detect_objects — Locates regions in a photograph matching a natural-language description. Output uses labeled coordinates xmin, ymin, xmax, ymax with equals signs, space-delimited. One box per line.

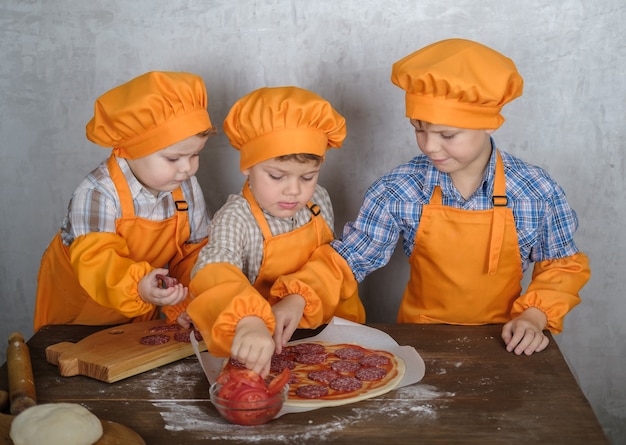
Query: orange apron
xmin=243 ymin=182 xmax=364 ymax=322
xmin=34 ymin=155 xmax=190 ymax=330
xmin=398 ymin=150 xmax=523 ymax=324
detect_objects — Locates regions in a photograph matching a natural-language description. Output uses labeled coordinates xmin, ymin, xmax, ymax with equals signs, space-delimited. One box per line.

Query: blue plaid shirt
xmin=332 ymin=141 xmax=581 ymax=282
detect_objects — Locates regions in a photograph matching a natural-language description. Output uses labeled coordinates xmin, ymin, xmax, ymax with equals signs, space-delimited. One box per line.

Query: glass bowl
xmin=209 ymin=381 xmax=288 ymax=426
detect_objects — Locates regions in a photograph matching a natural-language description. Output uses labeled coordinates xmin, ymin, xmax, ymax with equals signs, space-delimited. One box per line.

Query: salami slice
xmin=359 ymin=355 xmax=391 ymax=367
xmin=334 ymin=347 xmax=365 ymax=360
xmin=288 ymin=375 xmax=301 ymax=384
xmin=270 ymin=357 xmax=296 ymax=373
xmin=149 ymin=324 xmax=181 ymax=333
xmin=295 ymin=352 xmax=328 ymax=365
xmin=173 ymin=329 xmax=203 ymax=343
xmin=139 ymin=334 xmax=170 ymax=346
xmin=274 ymin=351 xmax=294 ymax=361
xmin=193 ymin=329 xmax=203 ymax=341
xmin=228 ymin=358 xmax=247 ymax=369
xmin=290 ymin=342 xmax=326 ymax=355
xmin=330 ymin=360 xmax=362 ymax=373
xmin=173 ymin=331 xmax=191 ymax=343
xmin=329 ymin=376 xmax=362 ymax=392
xmin=156 ymin=274 xmax=178 ymax=289
xmin=355 ymin=366 xmax=387 ymax=381
xmin=308 ymin=369 xmax=340 ymax=384
xmin=295 ymin=384 xmax=329 ymax=399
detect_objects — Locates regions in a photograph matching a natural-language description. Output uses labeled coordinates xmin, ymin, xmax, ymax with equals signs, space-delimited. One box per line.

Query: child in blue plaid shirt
xmin=270 ymin=38 xmax=590 ymax=356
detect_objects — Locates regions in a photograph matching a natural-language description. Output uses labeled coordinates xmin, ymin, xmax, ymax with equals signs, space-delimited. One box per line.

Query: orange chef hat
xmin=391 ymin=38 xmax=523 ymax=129
xmin=223 ymin=86 xmax=346 ymax=171
xmin=86 ymin=71 xmax=214 ymax=159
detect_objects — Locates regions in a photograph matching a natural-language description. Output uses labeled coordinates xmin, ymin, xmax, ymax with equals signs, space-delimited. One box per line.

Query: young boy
xmin=271 ymin=39 xmax=591 ymax=356
xmin=186 ymin=86 xmax=365 ymax=376
xmin=34 ymin=71 xmax=215 ymax=332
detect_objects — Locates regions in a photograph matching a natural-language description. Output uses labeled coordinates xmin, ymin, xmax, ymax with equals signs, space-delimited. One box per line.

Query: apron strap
xmin=429 ymin=150 xmax=507 ymax=275
xmin=243 ymin=180 xmax=274 ymax=240
xmin=488 ymin=150 xmax=507 ymax=275
xmin=171 ymin=187 xmax=188 ymax=257
xmin=107 ymin=156 xmax=135 ymax=218
xmin=107 ymin=155 xmax=188 ymax=257
xmin=430 ymin=186 xmax=443 ymax=205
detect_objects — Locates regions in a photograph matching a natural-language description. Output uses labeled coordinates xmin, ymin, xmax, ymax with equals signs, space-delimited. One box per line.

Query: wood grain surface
xmin=0 ymin=323 xmax=608 ymax=445
xmin=45 ymin=320 xmax=206 ymax=383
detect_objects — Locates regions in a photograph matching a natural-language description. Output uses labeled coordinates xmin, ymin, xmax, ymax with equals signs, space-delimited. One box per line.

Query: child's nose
xmin=284 ymin=179 xmax=301 ymax=195
xmin=179 ymin=158 xmax=192 ymax=173
xmin=421 ymin=135 xmax=440 ymax=154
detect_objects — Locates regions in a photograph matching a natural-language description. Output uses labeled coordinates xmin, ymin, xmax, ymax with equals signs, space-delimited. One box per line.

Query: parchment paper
xmin=191 ymin=317 xmax=425 ymax=416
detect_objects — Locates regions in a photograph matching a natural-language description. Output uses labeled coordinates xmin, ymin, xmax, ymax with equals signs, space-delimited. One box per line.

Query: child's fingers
xmin=158 ymin=285 xmax=187 ymax=305
xmin=523 ymin=331 xmax=549 ymax=355
xmin=258 ymin=359 xmax=271 ymax=378
xmin=502 ymin=325 xmax=521 ymax=351
xmin=272 ymin=323 xmax=285 ymax=354
xmin=281 ymin=321 xmax=296 ymax=346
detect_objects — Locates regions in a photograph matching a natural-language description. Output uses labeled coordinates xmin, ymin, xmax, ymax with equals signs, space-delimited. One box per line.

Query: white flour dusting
xmin=144 ymin=361 xmax=197 ymax=395
xmin=154 ymin=383 xmax=453 ymax=443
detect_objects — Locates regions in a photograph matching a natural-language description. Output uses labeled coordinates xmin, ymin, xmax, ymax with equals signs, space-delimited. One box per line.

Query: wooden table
xmin=1 ymin=324 xmax=607 ymax=444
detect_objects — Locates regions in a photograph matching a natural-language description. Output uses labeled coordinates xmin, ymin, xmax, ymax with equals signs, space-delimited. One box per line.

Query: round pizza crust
xmin=9 ymin=402 xmax=104 ymax=445
xmin=281 ymin=340 xmax=406 ymax=408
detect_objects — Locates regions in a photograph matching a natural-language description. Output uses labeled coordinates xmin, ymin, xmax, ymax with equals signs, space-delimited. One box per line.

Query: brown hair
xmin=275 ymin=153 xmax=323 ymax=165
xmin=197 ymin=127 xmax=218 ymax=137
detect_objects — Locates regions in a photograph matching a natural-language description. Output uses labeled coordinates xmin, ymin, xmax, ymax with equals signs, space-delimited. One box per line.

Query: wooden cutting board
xmin=45 ymin=320 xmax=206 ymax=383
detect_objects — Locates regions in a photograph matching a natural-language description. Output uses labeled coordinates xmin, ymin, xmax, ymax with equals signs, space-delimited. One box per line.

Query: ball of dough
xmin=10 ymin=403 xmax=103 ymax=445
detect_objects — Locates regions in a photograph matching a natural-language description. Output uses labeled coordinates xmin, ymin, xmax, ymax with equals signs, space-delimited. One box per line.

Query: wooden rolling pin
xmin=0 ymin=389 xmax=8 ymax=412
xmin=7 ymin=332 xmax=37 ymax=414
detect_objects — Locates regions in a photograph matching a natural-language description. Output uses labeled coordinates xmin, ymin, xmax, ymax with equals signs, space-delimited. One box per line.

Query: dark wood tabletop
xmin=1 ymin=323 xmax=607 ymax=445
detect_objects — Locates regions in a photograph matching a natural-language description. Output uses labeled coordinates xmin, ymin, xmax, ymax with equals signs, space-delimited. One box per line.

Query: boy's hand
xmin=501 ymin=307 xmax=549 ymax=355
xmin=138 ymin=268 xmax=188 ymax=307
xmin=271 ymin=294 xmax=306 ymax=355
xmin=232 ymin=316 xmax=275 ymax=377
xmin=176 ymin=311 xmax=193 ymax=329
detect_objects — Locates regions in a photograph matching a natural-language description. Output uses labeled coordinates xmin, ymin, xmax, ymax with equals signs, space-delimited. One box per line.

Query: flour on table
xmin=144 ymin=362 xmax=196 ymax=395
xmin=154 ymin=383 xmax=453 ymax=443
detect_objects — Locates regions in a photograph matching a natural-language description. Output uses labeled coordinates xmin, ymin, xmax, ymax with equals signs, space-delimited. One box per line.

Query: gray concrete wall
xmin=1 ymin=1 xmax=624 ymax=442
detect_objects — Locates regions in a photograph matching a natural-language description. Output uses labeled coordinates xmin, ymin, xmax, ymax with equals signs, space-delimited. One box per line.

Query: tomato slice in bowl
xmin=229 ymin=368 xmax=267 ymax=390
xmin=267 ymin=368 xmax=290 ymax=395
xmin=229 ymin=386 xmax=270 ymax=406
xmin=211 ymin=366 xmax=288 ymax=425
xmin=212 ymin=383 xmax=284 ymax=425
xmin=215 ymin=374 xmax=245 ymax=400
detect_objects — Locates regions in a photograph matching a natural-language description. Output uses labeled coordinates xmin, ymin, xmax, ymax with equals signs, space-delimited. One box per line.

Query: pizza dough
xmin=225 ymin=340 xmax=406 ymax=409
xmin=9 ymin=403 xmax=103 ymax=445
xmin=283 ymin=341 xmax=406 ymax=408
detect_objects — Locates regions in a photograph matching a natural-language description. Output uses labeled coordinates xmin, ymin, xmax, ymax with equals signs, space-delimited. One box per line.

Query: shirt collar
xmin=482 ymin=138 xmax=497 ymax=196
xmin=116 ymin=157 xmax=171 ymax=203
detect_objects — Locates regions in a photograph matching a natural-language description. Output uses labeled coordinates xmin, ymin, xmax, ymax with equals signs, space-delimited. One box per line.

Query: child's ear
xmin=485 ymin=129 xmax=496 ymax=135
xmin=241 ymin=168 xmax=250 ymax=177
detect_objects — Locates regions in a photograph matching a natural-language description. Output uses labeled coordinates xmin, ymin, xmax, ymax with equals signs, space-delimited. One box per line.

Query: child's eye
xmin=441 ymin=134 xmax=455 ymax=140
xmin=301 ymin=176 xmax=315 ymax=182
xmin=269 ymin=174 xmax=283 ymax=180
xmin=166 ymin=157 xmax=179 ymax=162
